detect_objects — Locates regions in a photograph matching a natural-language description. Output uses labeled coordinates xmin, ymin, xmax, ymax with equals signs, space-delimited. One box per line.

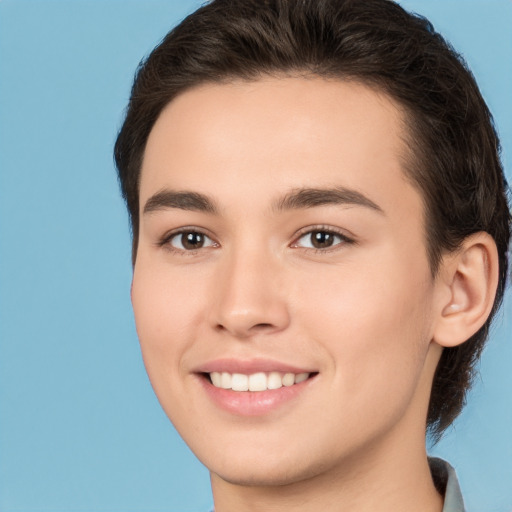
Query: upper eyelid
xmin=292 ymin=225 xmax=355 ymax=242
xmin=158 ymin=229 xmax=218 ymax=257
xmin=289 ymin=228 xmax=356 ymax=254
xmin=157 ymin=224 xmax=354 ymax=249
xmin=160 ymin=226 xmax=216 ymax=243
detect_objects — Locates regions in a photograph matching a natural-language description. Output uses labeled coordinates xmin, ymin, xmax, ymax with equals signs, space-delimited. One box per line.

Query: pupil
xmin=182 ymin=232 xmax=204 ymax=249
xmin=312 ymin=231 xmax=333 ymax=248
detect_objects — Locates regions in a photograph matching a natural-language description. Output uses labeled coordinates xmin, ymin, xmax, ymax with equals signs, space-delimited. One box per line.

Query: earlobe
xmin=433 ymin=232 xmax=499 ymax=348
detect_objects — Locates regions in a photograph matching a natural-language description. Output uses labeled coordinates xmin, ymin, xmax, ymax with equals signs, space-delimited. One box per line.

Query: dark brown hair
xmin=114 ymin=0 xmax=511 ymax=439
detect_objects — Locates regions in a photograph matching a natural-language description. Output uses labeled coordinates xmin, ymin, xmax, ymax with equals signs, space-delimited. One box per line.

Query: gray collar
xmin=429 ymin=457 xmax=466 ymax=512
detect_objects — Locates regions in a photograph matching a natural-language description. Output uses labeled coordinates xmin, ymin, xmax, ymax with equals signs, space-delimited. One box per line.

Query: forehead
xmin=140 ymin=76 xmax=419 ymax=220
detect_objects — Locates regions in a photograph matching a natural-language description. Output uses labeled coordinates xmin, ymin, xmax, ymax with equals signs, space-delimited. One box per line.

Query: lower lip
xmin=197 ymin=375 xmax=316 ymax=416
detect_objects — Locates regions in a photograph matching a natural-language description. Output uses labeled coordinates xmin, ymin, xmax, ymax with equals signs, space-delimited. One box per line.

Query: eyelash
xmin=291 ymin=225 xmax=355 ymax=253
xmin=158 ymin=227 xmax=218 ymax=255
xmin=158 ymin=225 xmax=355 ymax=255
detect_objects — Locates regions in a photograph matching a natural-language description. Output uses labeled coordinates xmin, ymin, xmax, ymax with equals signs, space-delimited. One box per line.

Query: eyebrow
xmin=272 ymin=187 xmax=384 ymax=214
xmin=143 ymin=186 xmax=384 ymax=216
xmin=143 ymin=189 xmax=218 ymax=215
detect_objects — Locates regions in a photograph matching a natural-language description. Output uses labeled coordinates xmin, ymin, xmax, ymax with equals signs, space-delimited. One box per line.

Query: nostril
xmin=253 ymin=323 xmax=274 ymax=330
xmin=214 ymin=321 xmax=277 ymax=337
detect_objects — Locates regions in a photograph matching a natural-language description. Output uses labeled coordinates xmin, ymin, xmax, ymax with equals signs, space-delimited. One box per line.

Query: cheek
xmin=297 ymin=255 xmax=432 ymax=338
xmin=295 ymin=256 xmax=434 ymax=405
xmin=130 ymin=258 xmax=208 ymax=376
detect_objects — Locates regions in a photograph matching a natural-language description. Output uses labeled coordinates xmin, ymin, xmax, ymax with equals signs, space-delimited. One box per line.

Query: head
xmin=115 ymin=0 xmax=510 ymax=455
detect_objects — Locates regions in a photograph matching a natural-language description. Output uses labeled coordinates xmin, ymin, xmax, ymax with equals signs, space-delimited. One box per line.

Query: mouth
xmin=194 ymin=358 xmax=318 ymax=415
xmin=205 ymin=371 xmax=314 ymax=391
xmin=195 ymin=363 xmax=318 ymax=416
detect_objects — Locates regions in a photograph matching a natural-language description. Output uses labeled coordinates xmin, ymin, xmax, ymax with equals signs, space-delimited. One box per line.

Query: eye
xmin=294 ymin=229 xmax=351 ymax=250
xmin=166 ymin=230 xmax=216 ymax=251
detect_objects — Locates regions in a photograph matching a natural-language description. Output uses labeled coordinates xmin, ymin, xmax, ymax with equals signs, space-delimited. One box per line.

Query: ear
xmin=433 ymin=232 xmax=499 ymax=348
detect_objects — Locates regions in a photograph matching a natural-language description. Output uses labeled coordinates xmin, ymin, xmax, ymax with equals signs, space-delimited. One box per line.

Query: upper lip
xmin=194 ymin=358 xmax=316 ymax=375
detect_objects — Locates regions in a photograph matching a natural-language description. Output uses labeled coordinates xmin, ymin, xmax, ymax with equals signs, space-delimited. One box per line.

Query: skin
xmin=131 ymin=77 xmax=497 ymax=511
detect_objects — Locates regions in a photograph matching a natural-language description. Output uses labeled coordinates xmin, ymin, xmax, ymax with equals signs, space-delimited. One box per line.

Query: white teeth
xmin=220 ymin=372 xmax=232 ymax=389
xmin=231 ymin=373 xmax=249 ymax=391
xmin=248 ymin=372 xmax=267 ymax=391
xmin=295 ymin=372 xmax=309 ymax=384
xmin=209 ymin=371 xmax=311 ymax=391
xmin=267 ymin=371 xmax=283 ymax=390
xmin=282 ymin=373 xmax=295 ymax=387
xmin=210 ymin=372 xmax=222 ymax=387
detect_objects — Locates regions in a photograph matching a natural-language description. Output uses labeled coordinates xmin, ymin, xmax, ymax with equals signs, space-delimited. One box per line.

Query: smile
xmin=209 ymin=371 xmax=310 ymax=391
xmin=196 ymin=362 xmax=318 ymax=416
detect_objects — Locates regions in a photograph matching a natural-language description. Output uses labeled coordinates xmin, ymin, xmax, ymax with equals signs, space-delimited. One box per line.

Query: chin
xmin=211 ymin=461 xmax=324 ymax=488
xmin=203 ymin=441 xmax=340 ymax=488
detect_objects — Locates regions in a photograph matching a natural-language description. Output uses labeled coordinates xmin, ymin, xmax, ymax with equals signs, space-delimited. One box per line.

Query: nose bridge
xmin=210 ymin=240 xmax=289 ymax=337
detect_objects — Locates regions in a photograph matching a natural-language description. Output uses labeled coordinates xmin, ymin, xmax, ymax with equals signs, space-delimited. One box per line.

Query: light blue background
xmin=0 ymin=1 xmax=510 ymax=511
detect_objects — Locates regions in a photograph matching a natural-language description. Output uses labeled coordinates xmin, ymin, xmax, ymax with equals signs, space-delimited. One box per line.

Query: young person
xmin=114 ymin=0 xmax=511 ymax=510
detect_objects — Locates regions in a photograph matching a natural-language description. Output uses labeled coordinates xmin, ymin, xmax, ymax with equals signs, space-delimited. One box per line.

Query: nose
xmin=209 ymin=247 xmax=291 ymax=339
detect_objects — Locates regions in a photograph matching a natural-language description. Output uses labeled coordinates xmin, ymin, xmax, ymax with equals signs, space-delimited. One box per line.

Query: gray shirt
xmin=430 ymin=457 xmax=465 ymax=512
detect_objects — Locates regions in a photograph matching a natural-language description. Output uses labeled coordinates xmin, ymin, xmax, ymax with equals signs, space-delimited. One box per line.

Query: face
xmin=132 ymin=77 xmax=442 ymax=487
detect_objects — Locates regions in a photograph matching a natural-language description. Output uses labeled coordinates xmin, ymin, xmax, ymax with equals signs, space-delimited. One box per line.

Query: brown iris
xmin=310 ymin=231 xmax=336 ymax=249
xmin=181 ymin=232 xmax=206 ymax=250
